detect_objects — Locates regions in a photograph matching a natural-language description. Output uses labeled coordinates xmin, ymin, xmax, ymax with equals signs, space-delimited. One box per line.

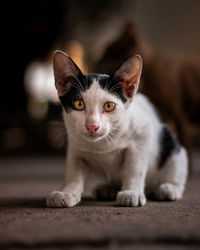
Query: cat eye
xmin=103 ymin=102 xmax=116 ymax=112
xmin=74 ymin=100 xmax=85 ymax=111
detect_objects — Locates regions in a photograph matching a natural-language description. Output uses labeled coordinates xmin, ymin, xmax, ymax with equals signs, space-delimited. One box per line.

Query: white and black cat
xmin=47 ymin=50 xmax=188 ymax=207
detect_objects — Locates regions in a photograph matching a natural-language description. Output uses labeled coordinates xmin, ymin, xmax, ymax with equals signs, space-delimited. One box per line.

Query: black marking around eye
xmin=101 ymin=76 xmax=127 ymax=103
xmin=59 ymin=89 xmax=82 ymax=112
xmin=59 ymin=73 xmax=85 ymax=112
xmin=59 ymin=74 xmax=127 ymax=112
xmin=158 ymin=125 xmax=181 ymax=168
xmin=93 ymin=74 xmax=127 ymax=103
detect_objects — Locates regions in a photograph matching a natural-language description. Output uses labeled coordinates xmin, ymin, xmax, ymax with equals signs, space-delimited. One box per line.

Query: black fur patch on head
xmin=158 ymin=125 xmax=181 ymax=168
xmin=84 ymin=74 xmax=127 ymax=103
xmin=59 ymin=74 xmax=86 ymax=112
xmin=59 ymin=74 xmax=127 ymax=112
xmin=100 ymin=75 xmax=127 ymax=103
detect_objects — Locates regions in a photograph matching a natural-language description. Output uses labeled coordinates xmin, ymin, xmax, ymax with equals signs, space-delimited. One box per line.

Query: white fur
xmin=47 ymin=80 xmax=188 ymax=208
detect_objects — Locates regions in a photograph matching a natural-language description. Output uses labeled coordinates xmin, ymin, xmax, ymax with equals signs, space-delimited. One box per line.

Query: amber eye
xmin=74 ymin=100 xmax=85 ymax=111
xmin=103 ymin=102 xmax=115 ymax=112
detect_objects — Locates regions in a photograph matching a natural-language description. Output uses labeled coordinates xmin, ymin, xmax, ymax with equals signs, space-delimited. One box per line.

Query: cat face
xmin=53 ymin=51 xmax=142 ymax=141
xmin=65 ymin=76 xmax=126 ymax=142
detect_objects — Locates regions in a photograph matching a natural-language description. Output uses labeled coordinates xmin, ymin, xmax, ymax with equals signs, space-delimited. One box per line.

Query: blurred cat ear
xmin=53 ymin=50 xmax=84 ymax=96
xmin=113 ymin=55 xmax=142 ymax=98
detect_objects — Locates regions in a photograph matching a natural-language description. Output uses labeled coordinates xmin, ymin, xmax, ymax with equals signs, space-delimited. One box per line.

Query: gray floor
xmin=0 ymin=152 xmax=200 ymax=249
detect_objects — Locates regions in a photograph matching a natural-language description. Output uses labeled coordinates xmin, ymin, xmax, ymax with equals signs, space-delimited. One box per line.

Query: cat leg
xmin=117 ymin=145 xmax=148 ymax=207
xmin=155 ymin=147 xmax=188 ymax=201
xmin=47 ymin=155 xmax=89 ymax=208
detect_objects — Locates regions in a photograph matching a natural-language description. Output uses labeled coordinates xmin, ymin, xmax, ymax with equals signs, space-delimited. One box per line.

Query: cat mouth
xmin=82 ymin=132 xmax=106 ymax=141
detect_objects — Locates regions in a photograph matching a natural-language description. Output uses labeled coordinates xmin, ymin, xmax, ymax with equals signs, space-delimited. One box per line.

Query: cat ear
xmin=113 ymin=55 xmax=142 ymax=98
xmin=53 ymin=50 xmax=84 ymax=96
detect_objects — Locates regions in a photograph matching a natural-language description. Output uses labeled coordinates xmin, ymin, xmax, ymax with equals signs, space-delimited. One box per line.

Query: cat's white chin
xmin=81 ymin=132 xmax=107 ymax=142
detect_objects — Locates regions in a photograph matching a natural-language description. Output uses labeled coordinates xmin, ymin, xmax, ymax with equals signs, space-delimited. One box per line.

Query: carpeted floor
xmin=0 ymin=152 xmax=199 ymax=249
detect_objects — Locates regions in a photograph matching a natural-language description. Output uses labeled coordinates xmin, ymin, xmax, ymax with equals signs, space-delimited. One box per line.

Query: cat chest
xmin=83 ymin=149 xmax=126 ymax=180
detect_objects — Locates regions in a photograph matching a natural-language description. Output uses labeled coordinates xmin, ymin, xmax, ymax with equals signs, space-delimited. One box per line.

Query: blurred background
xmin=1 ymin=0 xmax=200 ymax=157
xmin=0 ymin=2 xmax=200 ymax=247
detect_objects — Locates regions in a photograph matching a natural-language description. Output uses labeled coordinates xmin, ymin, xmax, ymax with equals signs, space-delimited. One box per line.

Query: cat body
xmin=47 ymin=51 xmax=188 ymax=207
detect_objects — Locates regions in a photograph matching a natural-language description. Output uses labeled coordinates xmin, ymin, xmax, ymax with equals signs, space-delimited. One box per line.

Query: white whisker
xmin=108 ymin=84 xmax=122 ymax=92
xmin=69 ymin=73 xmax=85 ymax=92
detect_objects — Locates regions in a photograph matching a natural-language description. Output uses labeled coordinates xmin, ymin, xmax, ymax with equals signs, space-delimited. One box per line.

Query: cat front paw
xmin=46 ymin=191 xmax=81 ymax=208
xmin=116 ymin=190 xmax=146 ymax=207
xmin=155 ymin=183 xmax=182 ymax=201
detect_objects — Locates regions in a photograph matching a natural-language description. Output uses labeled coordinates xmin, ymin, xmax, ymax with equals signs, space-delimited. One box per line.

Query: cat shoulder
xmin=134 ymin=93 xmax=160 ymax=120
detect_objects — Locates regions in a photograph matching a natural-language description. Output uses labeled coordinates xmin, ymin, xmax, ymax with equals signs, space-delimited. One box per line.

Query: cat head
xmin=53 ymin=50 xmax=142 ymax=142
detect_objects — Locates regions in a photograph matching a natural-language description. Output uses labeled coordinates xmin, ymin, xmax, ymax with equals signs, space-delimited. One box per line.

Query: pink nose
xmin=86 ymin=124 xmax=99 ymax=135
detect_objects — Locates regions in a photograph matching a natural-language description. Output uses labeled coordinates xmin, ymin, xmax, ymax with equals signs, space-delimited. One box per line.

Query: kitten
xmin=47 ymin=50 xmax=188 ymax=207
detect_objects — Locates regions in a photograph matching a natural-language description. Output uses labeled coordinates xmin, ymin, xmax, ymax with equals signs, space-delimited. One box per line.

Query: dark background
xmin=1 ymin=0 xmax=200 ymax=156
xmin=0 ymin=2 xmax=199 ymax=247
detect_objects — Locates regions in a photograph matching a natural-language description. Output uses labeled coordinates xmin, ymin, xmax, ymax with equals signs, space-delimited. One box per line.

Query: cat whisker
xmin=76 ymin=79 xmax=85 ymax=92
xmin=70 ymin=83 xmax=84 ymax=93
xmin=81 ymin=76 xmax=88 ymax=90
xmin=104 ymin=77 xmax=113 ymax=92
xmin=65 ymin=128 xmax=78 ymax=136
xmin=70 ymin=74 xmax=85 ymax=92
xmin=109 ymin=128 xmax=123 ymax=141
xmin=102 ymin=76 xmax=110 ymax=92
xmin=105 ymin=133 xmax=116 ymax=146
xmin=108 ymin=84 xmax=122 ymax=92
